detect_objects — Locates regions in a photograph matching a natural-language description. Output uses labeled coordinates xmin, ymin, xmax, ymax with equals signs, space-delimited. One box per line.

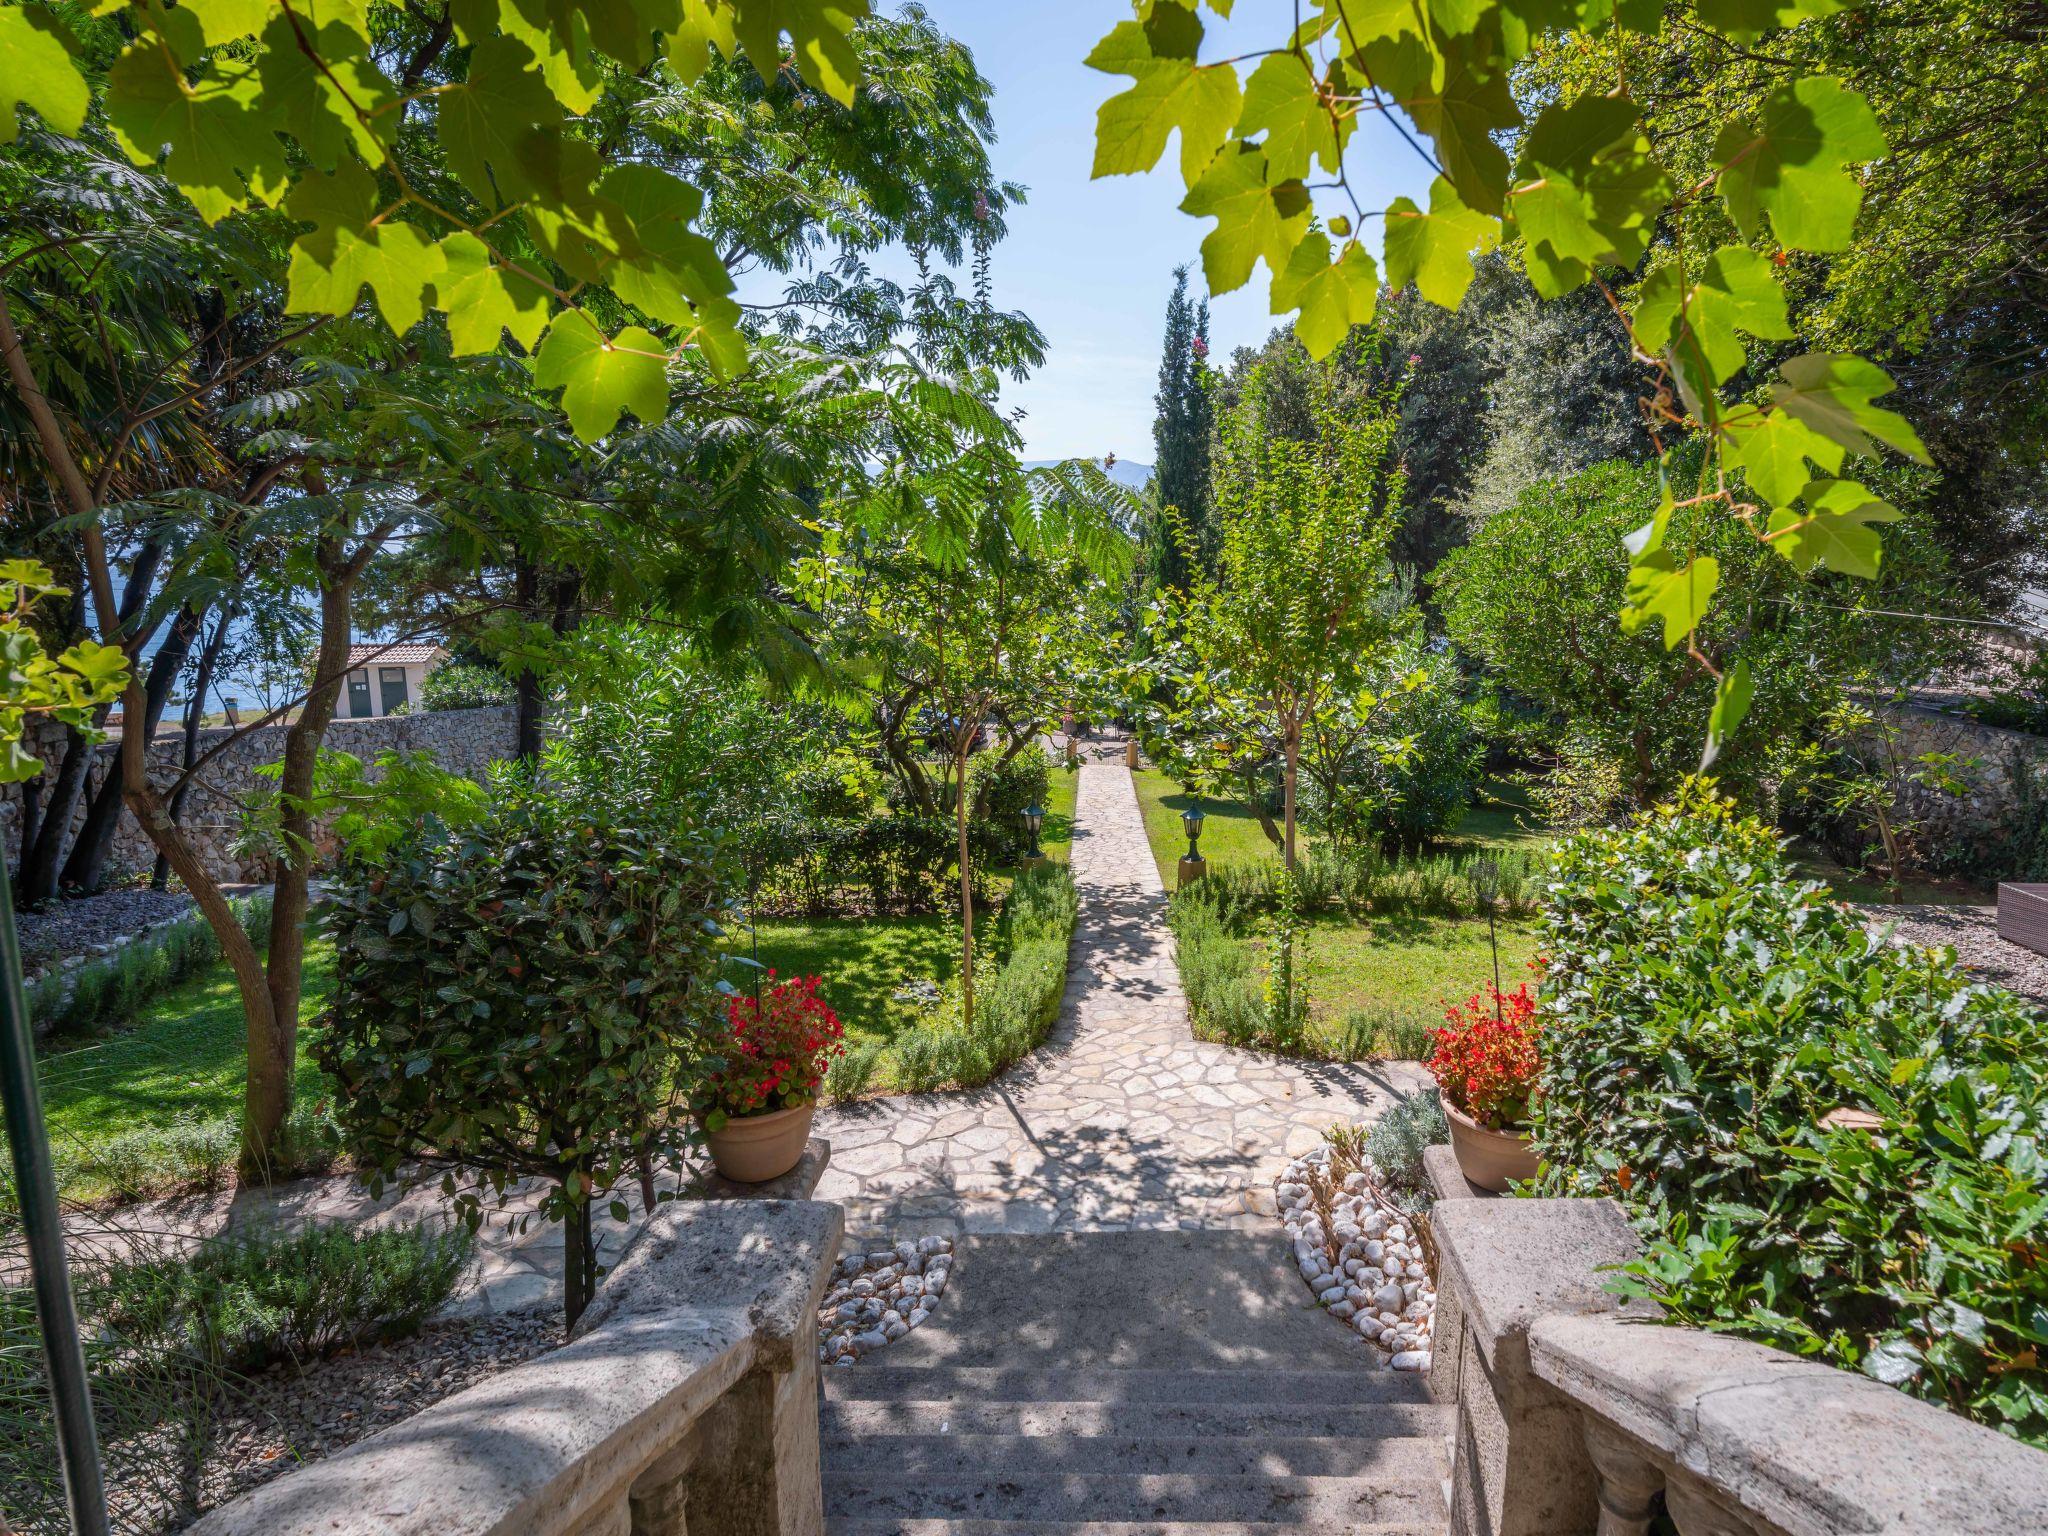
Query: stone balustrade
xmin=1420 ymin=1145 xmax=2048 ymax=1536
xmin=186 ymin=1195 xmax=843 ymax=1536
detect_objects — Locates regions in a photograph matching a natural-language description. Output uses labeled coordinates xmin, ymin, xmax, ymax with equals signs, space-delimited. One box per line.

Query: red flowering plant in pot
xmin=1428 ymin=983 xmax=1542 ymax=1192
xmin=694 ymin=973 xmax=845 ymax=1183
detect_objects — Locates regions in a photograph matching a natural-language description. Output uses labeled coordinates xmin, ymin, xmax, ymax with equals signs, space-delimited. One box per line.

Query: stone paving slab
xmin=816 ymin=751 xmax=1429 ymax=1240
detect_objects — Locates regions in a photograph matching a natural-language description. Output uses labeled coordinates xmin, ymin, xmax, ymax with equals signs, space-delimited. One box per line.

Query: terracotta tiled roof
xmin=346 ymin=642 xmax=447 ymax=667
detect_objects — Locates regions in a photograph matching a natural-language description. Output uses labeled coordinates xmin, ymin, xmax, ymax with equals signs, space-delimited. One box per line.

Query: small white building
xmin=342 ymin=642 xmax=449 ymax=718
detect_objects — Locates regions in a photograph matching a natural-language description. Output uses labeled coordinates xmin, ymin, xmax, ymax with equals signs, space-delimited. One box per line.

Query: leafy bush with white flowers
xmin=1534 ymin=780 xmax=2048 ymax=1446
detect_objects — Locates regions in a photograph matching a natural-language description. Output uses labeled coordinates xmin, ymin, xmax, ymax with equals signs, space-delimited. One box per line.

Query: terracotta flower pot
xmin=703 ymin=1100 xmax=815 ymax=1183
xmin=1443 ymin=1098 xmax=1538 ymax=1193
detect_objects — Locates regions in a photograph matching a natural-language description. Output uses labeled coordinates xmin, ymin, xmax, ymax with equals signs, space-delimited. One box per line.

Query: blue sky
xmin=733 ymin=1 xmax=1436 ymax=464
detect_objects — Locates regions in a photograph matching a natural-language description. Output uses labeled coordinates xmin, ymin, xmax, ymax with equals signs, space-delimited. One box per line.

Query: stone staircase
xmin=819 ymin=1231 xmax=1451 ymax=1536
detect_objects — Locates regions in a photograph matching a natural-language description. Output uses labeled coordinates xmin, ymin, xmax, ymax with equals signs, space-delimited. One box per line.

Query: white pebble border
xmin=817 ymin=1235 xmax=953 ymax=1366
xmin=1276 ymin=1144 xmax=1435 ymax=1373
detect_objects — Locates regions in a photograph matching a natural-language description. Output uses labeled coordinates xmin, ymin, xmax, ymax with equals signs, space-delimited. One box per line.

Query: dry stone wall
xmin=2 ymin=705 xmax=515 ymax=884
xmin=1880 ymin=706 xmax=2048 ymax=872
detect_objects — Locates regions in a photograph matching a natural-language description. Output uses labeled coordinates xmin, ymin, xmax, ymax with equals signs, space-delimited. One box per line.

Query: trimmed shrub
xmin=27 ymin=894 xmax=272 ymax=1040
xmin=417 ymin=660 xmax=512 ymax=713
xmin=869 ymin=863 xmax=1078 ymax=1095
xmin=1536 ymin=780 xmax=2048 ymax=1446
xmin=91 ymin=1220 xmax=474 ymax=1373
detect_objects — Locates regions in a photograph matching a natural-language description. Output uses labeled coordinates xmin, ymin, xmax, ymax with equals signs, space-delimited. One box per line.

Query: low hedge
xmin=828 ymin=862 xmax=1078 ymax=1096
xmin=1534 ymin=780 xmax=2048 ymax=1447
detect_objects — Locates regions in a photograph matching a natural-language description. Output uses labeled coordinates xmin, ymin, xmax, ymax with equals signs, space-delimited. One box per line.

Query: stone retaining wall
xmin=1 ymin=705 xmax=516 ymax=884
xmin=1880 ymin=706 xmax=2048 ymax=870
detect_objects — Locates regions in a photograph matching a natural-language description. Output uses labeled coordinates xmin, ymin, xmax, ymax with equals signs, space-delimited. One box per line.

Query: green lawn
xmin=1297 ymin=910 xmax=1540 ymax=1044
xmin=1135 ymin=769 xmax=1549 ymax=1059
xmin=738 ymin=767 xmax=1076 ymax=1051
xmin=740 ymin=915 xmax=961 ymax=1050
xmin=35 ymin=946 xmax=338 ymax=1196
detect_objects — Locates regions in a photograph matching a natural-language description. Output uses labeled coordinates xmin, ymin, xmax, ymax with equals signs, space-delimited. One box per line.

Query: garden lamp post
xmin=1 ymin=864 xmax=111 ymax=1536
xmin=1021 ymin=803 xmax=1045 ymax=862
xmin=1177 ymin=803 xmax=1208 ymax=889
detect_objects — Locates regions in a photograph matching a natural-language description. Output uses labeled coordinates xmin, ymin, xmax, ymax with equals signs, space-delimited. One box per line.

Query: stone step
xmin=821 ymin=1431 xmax=1445 ymax=1481
xmin=821 ymin=1398 xmax=1446 ymax=1441
xmin=828 ymin=1522 xmax=1440 ymax=1536
xmin=823 ymin=1365 xmax=1429 ymax=1406
xmin=822 ymin=1470 xmax=1440 ymax=1527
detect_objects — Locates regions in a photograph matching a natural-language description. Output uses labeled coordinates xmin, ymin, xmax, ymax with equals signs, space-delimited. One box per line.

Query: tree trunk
xmin=65 ymin=601 xmax=202 ymax=893
xmin=513 ymin=558 xmax=544 ymax=762
xmin=955 ymin=729 xmax=976 ymax=1032
xmin=1282 ymin=717 xmax=1301 ymax=875
xmin=249 ymin=537 xmax=354 ymax=1171
xmin=563 ymin=1185 xmax=595 ymax=1330
xmin=16 ymin=723 xmax=95 ymax=905
xmin=154 ymin=605 xmax=235 ymax=890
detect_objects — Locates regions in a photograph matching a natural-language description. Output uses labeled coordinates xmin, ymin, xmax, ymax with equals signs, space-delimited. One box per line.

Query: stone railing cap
xmin=1531 ymin=1310 xmax=2048 ymax=1536
xmin=1431 ymin=1196 xmax=1646 ymax=1374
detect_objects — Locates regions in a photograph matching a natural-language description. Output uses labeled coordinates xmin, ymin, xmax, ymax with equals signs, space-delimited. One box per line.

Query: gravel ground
xmin=85 ymin=1309 xmax=563 ymax=1535
xmin=15 ymin=886 xmax=195 ymax=972
xmin=1858 ymin=903 xmax=2048 ymax=1004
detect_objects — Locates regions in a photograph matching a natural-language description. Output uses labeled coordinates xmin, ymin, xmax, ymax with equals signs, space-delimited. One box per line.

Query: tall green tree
xmin=1149 ymin=263 xmax=1214 ymax=589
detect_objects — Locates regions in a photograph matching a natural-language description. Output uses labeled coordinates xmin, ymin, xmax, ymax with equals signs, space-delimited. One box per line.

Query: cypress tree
xmin=1150 ymin=265 xmax=1214 ymax=589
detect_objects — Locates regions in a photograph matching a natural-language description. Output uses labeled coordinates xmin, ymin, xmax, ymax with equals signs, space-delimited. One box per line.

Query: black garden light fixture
xmin=1021 ymin=802 xmax=1045 ymax=860
xmin=1472 ymin=857 xmax=1503 ymax=1019
xmin=1181 ymin=803 xmax=1206 ymax=862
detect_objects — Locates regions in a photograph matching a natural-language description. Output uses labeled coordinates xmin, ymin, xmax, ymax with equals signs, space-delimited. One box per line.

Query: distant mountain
xmin=1025 ymin=457 xmax=1153 ymax=492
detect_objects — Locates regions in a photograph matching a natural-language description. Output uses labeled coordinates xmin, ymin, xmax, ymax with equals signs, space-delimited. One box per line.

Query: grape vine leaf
xmin=257 ymin=8 xmax=396 ymax=173
xmin=1086 ymin=9 xmax=1240 ymax=182
xmin=1239 ymin=53 xmax=1346 ymax=181
xmin=1398 ymin=34 xmax=1519 ymax=216
xmin=184 ymin=0 xmax=269 ymax=45
xmin=1270 ymin=233 xmax=1378 ymax=359
xmin=1179 ymin=142 xmax=1310 ymax=296
xmin=438 ymin=34 xmax=562 ymax=204
xmin=283 ymin=159 xmax=447 ymax=334
xmin=106 ymin=38 xmax=288 ymax=223
xmin=1769 ymin=353 xmax=1930 ymax=465
xmin=1723 ymin=408 xmax=1845 ymax=506
xmin=1384 ymin=176 xmax=1499 ymax=308
xmin=0 ymin=4 xmax=88 ymax=142
xmin=1713 ymin=77 xmax=1885 ymax=253
xmin=1703 ymin=657 xmax=1754 ymax=766
xmin=1765 ymin=479 xmax=1901 ymax=578
xmin=1621 ymin=548 xmax=1720 ymax=649
xmin=1633 ymin=244 xmax=1792 ymax=410
xmin=1510 ymin=93 xmax=1668 ymax=297
xmin=532 ymin=315 xmax=670 ymax=440
xmin=728 ymin=0 xmax=871 ymax=109
xmin=1696 ymin=0 xmax=1849 ymax=41
xmin=434 ymin=232 xmax=551 ymax=354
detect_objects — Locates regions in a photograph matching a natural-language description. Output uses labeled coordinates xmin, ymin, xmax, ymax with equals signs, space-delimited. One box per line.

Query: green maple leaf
xmin=1 ymin=5 xmax=88 ymax=142
xmin=1620 ymin=550 xmax=1720 ymax=650
xmin=1087 ymin=11 xmax=1240 ymax=183
xmin=1633 ymin=244 xmax=1792 ymax=406
xmin=1723 ymin=407 xmax=1845 ymax=506
xmin=284 ymin=159 xmax=447 ymax=334
xmin=439 ymin=34 xmax=561 ymax=205
xmin=1179 ymin=142 xmax=1309 ymax=295
xmin=532 ymin=315 xmax=670 ymax=440
xmin=1239 ymin=53 xmax=1345 ymax=181
xmin=1384 ymin=176 xmax=1500 ymax=309
xmin=729 ymin=0 xmax=870 ymax=109
xmin=107 ymin=37 xmax=288 ymax=223
xmin=1400 ymin=34 xmax=1518 ymax=217
xmin=435 ymin=232 xmax=551 ymax=354
xmin=1703 ymin=658 xmax=1754 ymax=767
xmin=1765 ymin=479 xmax=1900 ymax=578
xmin=1769 ymin=353 xmax=1930 ymax=465
xmin=1270 ymin=233 xmax=1378 ymax=359
xmin=1714 ymin=77 xmax=1884 ymax=253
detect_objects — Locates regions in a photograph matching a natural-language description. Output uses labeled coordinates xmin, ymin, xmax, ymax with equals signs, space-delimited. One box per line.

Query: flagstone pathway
xmin=814 ymin=747 xmax=1428 ymax=1240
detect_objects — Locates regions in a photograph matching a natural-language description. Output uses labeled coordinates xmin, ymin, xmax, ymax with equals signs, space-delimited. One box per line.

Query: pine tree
xmin=1151 ymin=265 xmax=1215 ymax=590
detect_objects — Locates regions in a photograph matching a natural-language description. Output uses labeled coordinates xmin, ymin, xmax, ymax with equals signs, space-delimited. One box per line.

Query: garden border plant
xmin=26 ymin=894 xmax=273 ymax=1043
xmin=1535 ymin=780 xmax=2048 ymax=1447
